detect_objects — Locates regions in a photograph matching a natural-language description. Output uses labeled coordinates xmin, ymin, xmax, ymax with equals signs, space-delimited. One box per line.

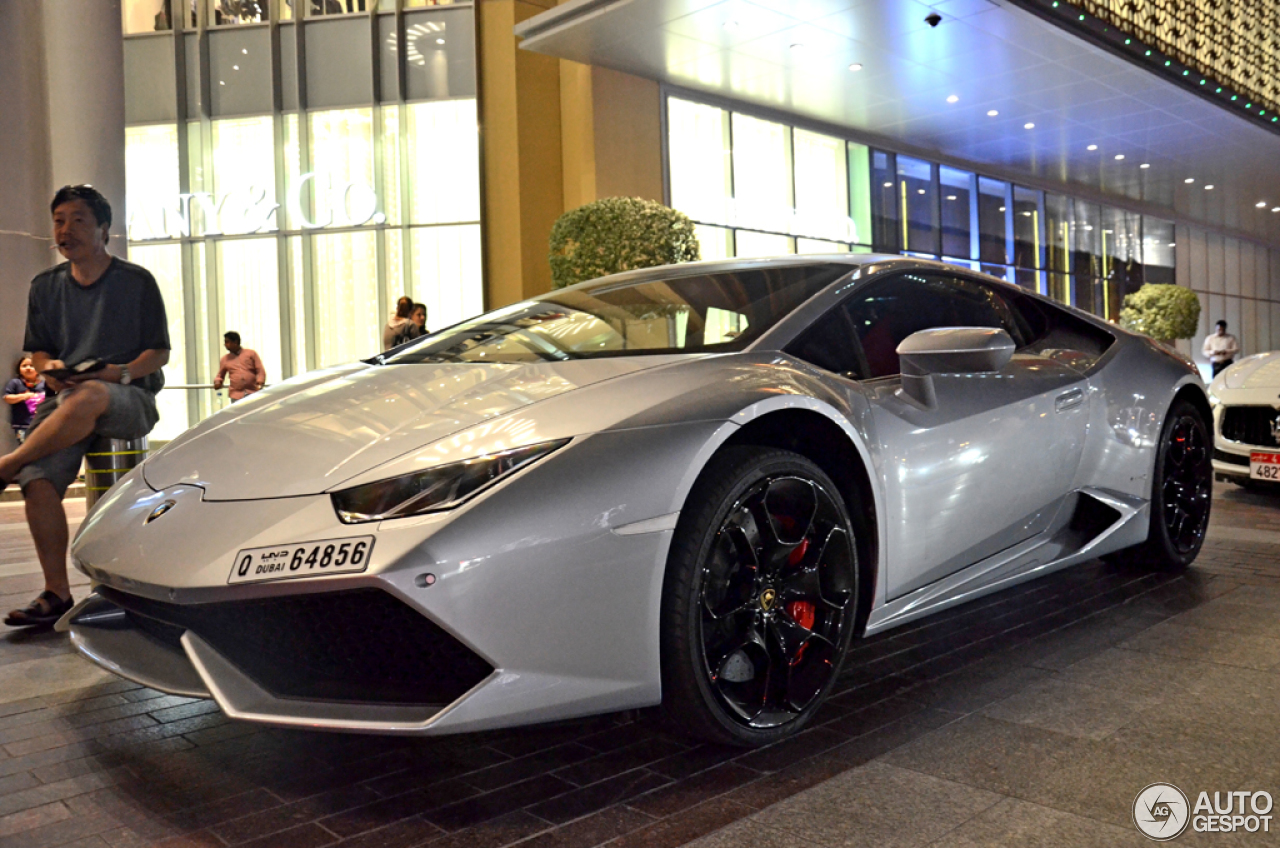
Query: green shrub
xmin=549 ymin=197 xmax=701 ymax=289
xmin=1118 ymin=283 xmax=1201 ymax=342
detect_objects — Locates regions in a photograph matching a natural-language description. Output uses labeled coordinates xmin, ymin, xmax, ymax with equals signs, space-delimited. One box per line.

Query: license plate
xmin=1249 ymin=452 xmax=1280 ymax=481
xmin=228 ymin=536 xmax=375 ymax=585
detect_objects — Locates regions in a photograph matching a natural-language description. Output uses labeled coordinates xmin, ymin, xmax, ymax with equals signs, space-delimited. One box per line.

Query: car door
xmin=794 ymin=270 xmax=1092 ymax=599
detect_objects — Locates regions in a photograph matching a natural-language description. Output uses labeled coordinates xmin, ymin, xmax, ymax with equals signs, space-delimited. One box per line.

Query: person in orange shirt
xmin=213 ymin=331 xmax=266 ymax=401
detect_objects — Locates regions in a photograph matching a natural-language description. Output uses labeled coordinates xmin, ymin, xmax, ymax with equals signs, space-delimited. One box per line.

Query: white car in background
xmin=1210 ymin=352 xmax=1280 ymax=487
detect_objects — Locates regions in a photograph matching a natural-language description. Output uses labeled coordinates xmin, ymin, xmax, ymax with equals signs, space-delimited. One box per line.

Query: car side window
xmin=844 ymin=272 xmax=1023 ymax=379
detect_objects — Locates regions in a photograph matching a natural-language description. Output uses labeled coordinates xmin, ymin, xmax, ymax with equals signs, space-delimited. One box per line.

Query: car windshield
xmin=381 ymin=263 xmax=854 ymax=364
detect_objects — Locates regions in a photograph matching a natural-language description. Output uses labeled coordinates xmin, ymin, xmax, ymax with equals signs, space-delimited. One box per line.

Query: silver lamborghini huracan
xmin=62 ymin=256 xmax=1212 ymax=747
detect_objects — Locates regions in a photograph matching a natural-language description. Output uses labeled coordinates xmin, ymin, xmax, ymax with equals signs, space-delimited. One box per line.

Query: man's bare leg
xmin=24 ymin=479 xmax=70 ymax=601
xmin=0 ymin=382 xmax=108 ymax=484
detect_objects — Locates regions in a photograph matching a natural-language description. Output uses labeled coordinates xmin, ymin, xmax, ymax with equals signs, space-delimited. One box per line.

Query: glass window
xmin=210 ymin=116 xmax=277 ymax=235
xmin=731 ymin=114 xmax=793 ymax=235
xmin=847 ymin=143 xmax=872 ymax=249
xmin=409 ymin=224 xmax=483 ymax=333
xmin=1070 ymin=201 xmax=1101 ymax=315
xmin=735 ymin=230 xmax=794 ymax=258
xmin=797 ymin=238 xmax=849 ymax=254
xmin=386 ymin=264 xmax=853 ymax=363
xmin=130 ymin=243 xmax=188 ymax=440
xmin=1044 ymin=193 xmax=1071 ymax=304
xmin=405 ymin=100 xmax=480 ymax=225
xmin=940 ymin=166 xmax=975 ymax=260
xmin=793 ymin=129 xmax=849 ymax=242
xmin=668 ymin=98 xmax=732 ymax=227
xmin=306 ymin=0 xmax=373 ymax=17
xmin=307 ymin=108 xmax=376 ymax=229
xmin=124 ymin=0 xmax=175 ymax=32
xmin=897 ymin=156 xmax=938 ymax=256
xmin=695 ymin=225 xmax=732 ymax=261
xmin=125 ymin=124 xmax=182 ymax=241
xmin=312 ymin=230 xmax=379 ymax=368
xmin=1101 ymin=207 xmax=1142 ymax=320
xmin=209 ymin=0 xmax=269 ymax=26
xmin=842 ymin=273 xmax=1023 ymax=379
xmin=870 ymin=150 xmax=898 ymax=252
xmin=403 ymin=9 xmax=475 ymax=100
xmin=1012 ymin=186 xmax=1043 ymax=273
xmin=1143 ymin=217 xmax=1176 ymax=284
xmin=216 ymin=238 xmax=283 ymax=390
xmin=978 ymin=178 xmax=1009 ymax=265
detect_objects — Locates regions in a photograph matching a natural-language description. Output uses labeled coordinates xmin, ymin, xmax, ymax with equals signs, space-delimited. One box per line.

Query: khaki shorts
xmin=17 ymin=383 xmax=159 ymax=498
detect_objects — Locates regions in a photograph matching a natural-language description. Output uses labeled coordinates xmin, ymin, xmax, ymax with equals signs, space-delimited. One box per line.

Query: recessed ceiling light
xmin=1140 ymin=163 xmax=1150 ymax=169
xmin=1168 ymin=242 xmax=1176 ymax=247
xmin=917 ymin=189 xmax=926 ymax=195
xmin=1022 ymin=211 xmax=1033 ymax=217
xmin=883 ymin=182 xmax=893 ymax=188
xmin=232 ymin=64 xmax=239 ymax=70
xmin=946 ymin=195 xmax=957 ymax=200
xmin=1114 ymin=154 xmax=1124 ymax=160
xmin=1184 ymin=178 xmax=1195 ymax=183
xmin=848 ymin=63 xmax=863 ymax=71
xmin=436 ymin=38 xmax=445 ymax=44
xmin=987 ymin=110 xmax=999 ymax=116
xmin=999 ymin=206 xmax=1006 ymax=212
xmin=946 ymin=95 xmax=959 ymax=103
xmin=1205 ymin=184 xmax=1214 ymax=190
xmin=1087 ymin=144 xmax=1098 ymax=151
xmin=1272 ymin=207 xmax=1280 ymax=212
xmin=1024 ymin=122 xmax=1035 ymax=129
xmin=1083 ymin=225 xmax=1093 ymax=231
xmin=241 ymin=48 xmax=248 ymax=54
xmin=1257 ymin=201 xmax=1268 ymax=208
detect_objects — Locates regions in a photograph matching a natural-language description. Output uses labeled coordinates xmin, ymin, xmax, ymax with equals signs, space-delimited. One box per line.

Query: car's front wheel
xmin=660 ymin=447 xmax=859 ymax=747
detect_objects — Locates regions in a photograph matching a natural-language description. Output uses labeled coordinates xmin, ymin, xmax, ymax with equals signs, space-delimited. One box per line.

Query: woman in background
xmin=4 ymin=356 xmax=46 ymax=443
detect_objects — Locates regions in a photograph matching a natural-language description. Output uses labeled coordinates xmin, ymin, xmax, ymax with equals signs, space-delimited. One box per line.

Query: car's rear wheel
xmin=660 ymin=447 xmax=858 ymax=747
xmin=1126 ymin=399 xmax=1212 ymax=569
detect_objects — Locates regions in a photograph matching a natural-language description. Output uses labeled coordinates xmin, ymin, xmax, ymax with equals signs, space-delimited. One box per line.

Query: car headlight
xmin=332 ymin=439 xmax=570 ymax=523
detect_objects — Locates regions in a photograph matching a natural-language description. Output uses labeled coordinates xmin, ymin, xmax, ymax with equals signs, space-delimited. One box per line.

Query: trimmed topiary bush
xmin=549 ymin=197 xmax=701 ymax=289
xmin=1119 ymin=283 xmax=1201 ymax=342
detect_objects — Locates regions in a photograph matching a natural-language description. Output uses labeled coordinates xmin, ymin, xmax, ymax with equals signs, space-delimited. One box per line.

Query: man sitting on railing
xmin=3 ymin=185 xmax=169 ymax=628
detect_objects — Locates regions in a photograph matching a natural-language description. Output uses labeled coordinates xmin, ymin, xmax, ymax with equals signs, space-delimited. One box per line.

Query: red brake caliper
xmin=785 ymin=538 xmax=816 ymax=641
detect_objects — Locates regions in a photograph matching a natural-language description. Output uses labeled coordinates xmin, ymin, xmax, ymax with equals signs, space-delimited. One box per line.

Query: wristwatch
xmin=119 ymin=365 xmax=132 ymax=386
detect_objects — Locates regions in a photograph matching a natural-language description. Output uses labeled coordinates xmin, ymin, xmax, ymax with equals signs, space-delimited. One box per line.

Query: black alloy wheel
xmin=661 ymin=447 xmax=859 ymax=747
xmin=1129 ymin=399 xmax=1212 ymax=569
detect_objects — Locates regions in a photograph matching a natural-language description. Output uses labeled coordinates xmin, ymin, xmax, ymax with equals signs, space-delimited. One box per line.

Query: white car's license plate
xmin=228 ymin=537 xmax=375 ymax=585
xmin=1249 ymin=452 xmax=1280 ymax=481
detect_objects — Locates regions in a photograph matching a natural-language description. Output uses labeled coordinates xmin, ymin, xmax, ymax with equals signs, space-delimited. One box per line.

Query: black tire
xmin=660 ymin=446 xmax=859 ymax=747
xmin=1125 ymin=399 xmax=1212 ymax=569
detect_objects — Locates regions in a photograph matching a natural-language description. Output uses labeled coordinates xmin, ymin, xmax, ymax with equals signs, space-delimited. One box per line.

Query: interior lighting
xmin=987 ymin=110 xmax=999 ymax=116
xmin=1272 ymin=207 xmax=1280 ymax=213
xmin=1168 ymin=242 xmax=1176 ymax=247
xmin=1087 ymin=144 xmax=1098 ymax=151
xmin=232 ymin=64 xmax=239 ymax=70
xmin=1205 ymin=184 xmax=1214 ymax=190
xmin=917 ymin=189 xmax=926 ymax=194
xmin=946 ymin=94 xmax=959 ymax=103
xmin=1140 ymin=163 xmax=1150 ymax=169
xmin=1024 ymin=122 xmax=1035 ymax=129
xmin=1184 ymin=178 xmax=1195 ymax=183
xmin=1257 ymin=201 xmax=1268 ymax=208
xmin=946 ymin=195 xmax=957 ymax=200
xmin=883 ymin=182 xmax=893 ymax=188
xmin=999 ymin=206 xmax=1006 ymax=212
xmin=436 ymin=38 xmax=445 ymax=44
xmin=241 ymin=48 xmax=248 ymax=54
xmin=1114 ymin=154 xmax=1124 ymax=160
xmin=848 ymin=63 xmax=864 ymax=71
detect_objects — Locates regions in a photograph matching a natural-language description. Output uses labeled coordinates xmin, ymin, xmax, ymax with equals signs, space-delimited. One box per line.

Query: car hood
xmin=143 ymin=358 xmax=679 ymax=500
xmin=1218 ymin=352 xmax=1280 ymax=391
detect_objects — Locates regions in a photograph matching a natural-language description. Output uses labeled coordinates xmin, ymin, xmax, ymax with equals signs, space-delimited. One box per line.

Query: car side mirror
xmin=896 ymin=327 xmax=1016 ymax=407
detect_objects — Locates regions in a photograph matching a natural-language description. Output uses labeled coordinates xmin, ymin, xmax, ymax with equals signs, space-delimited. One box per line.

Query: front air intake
xmin=96 ymin=587 xmax=492 ymax=706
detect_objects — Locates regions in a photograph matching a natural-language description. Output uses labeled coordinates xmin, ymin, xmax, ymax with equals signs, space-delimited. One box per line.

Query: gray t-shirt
xmin=24 ymin=257 xmax=170 ymax=394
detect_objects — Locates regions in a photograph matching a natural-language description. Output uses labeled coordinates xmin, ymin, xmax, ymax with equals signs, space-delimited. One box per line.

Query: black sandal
xmin=4 ymin=590 xmax=74 ymax=628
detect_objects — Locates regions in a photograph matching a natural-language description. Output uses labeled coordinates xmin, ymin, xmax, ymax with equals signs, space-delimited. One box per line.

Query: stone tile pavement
xmin=0 ymin=483 xmax=1276 ymax=847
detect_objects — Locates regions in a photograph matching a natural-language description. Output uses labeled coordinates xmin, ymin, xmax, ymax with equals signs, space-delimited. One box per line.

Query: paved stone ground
xmin=0 ymin=483 xmax=1277 ymax=848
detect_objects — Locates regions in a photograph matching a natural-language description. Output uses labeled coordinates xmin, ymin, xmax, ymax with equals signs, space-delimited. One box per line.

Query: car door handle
xmin=1055 ymin=387 xmax=1085 ymax=412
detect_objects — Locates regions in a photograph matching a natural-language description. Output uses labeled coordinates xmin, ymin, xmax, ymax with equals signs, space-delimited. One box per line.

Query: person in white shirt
xmin=1202 ymin=320 xmax=1240 ymax=377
